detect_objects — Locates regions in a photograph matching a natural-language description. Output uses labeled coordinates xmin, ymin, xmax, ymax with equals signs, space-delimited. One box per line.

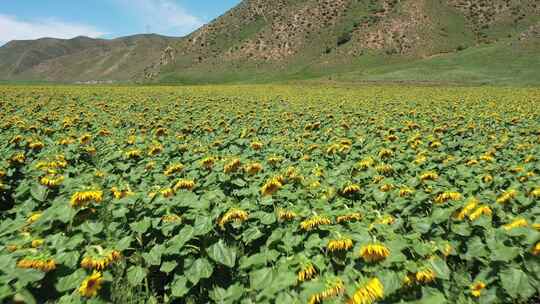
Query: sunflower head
xmin=359 ymin=243 xmax=390 ymax=262
xmin=328 ymin=238 xmax=353 ymax=252
xmin=297 ymin=263 xmax=317 ymax=282
xmin=470 ymin=281 xmax=486 ymax=297
xmin=261 ymin=177 xmax=283 ymax=196
xmin=415 ymin=268 xmax=436 ymax=284
xmin=79 ymin=271 xmax=103 ymax=298
xmin=348 ymin=278 xmax=384 ymax=304
xmin=300 ymin=215 xmax=332 ymax=231
xmin=218 ymin=208 xmax=249 ymax=229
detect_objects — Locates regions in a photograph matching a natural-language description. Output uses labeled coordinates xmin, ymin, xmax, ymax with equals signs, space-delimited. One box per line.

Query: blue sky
xmin=0 ymin=0 xmax=241 ymax=45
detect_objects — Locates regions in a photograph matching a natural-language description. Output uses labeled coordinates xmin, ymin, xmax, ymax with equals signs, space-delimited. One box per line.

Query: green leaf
xmin=207 ymin=240 xmax=236 ymax=268
xmin=30 ymin=184 xmax=48 ymax=202
xmin=130 ymin=217 xmax=151 ymax=234
xmin=171 ymin=276 xmax=189 ymax=298
xmin=250 ymin=268 xmax=273 ymax=290
xmin=165 ymin=225 xmax=194 ymax=254
xmin=115 ymin=236 xmax=133 ymax=251
xmin=112 ymin=207 xmax=129 ymax=218
xmin=242 ymin=227 xmax=264 ymax=244
xmin=160 ymin=261 xmax=178 ymax=274
xmin=55 ymin=269 xmax=86 ymax=292
xmin=143 ymin=244 xmax=164 ymax=266
xmin=499 ymin=268 xmax=535 ymax=299
xmin=186 ymin=258 xmax=213 ymax=284
xmin=415 ymin=287 xmax=447 ymax=304
xmin=13 ymin=268 xmax=45 ymax=284
xmin=379 ymin=270 xmax=401 ymax=295
xmin=193 ymin=217 xmax=213 ymax=235
xmin=55 ymin=251 xmax=80 ymax=268
xmin=54 ymin=204 xmax=76 ymax=223
xmin=429 ymin=258 xmax=450 ymax=280
xmin=491 ymin=245 xmax=520 ymax=262
xmin=80 ymin=221 xmax=104 ymax=235
xmin=127 ymin=266 xmax=146 ymax=286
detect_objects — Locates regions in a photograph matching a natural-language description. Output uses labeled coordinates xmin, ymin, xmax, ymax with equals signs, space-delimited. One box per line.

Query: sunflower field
xmin=0 ymin=85 xmax=539 ymax=304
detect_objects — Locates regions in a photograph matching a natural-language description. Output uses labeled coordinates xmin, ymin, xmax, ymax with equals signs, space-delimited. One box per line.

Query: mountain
xmin=1 ymin=0 xmax=540 ymax=85
xmin=0 ymin=34 xmax=177 ymax=82
xmin=146 ymin=0 xmax=540 ymax=85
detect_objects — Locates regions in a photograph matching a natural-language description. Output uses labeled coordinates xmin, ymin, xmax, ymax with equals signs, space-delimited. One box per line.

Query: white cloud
xmin=117 ymin=0 xmax=204 ymax=36
xmin=0 ymin=14 xmax=105 ymax=46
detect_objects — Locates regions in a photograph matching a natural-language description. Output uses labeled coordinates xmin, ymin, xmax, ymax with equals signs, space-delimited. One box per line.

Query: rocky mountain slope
xmin=146 ymin=0 xmax=540 ymax=84
xmin=0 ymin=34 xmax=176 ymax=82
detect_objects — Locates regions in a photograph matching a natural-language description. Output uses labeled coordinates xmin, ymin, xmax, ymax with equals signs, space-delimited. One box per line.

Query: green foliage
xmin=0 ymin=85 xmax=539 ymax=303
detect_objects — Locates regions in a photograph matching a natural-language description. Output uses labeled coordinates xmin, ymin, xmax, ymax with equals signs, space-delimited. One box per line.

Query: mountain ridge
xmin=1 ymin=0 xmax=539 ymax=85
xmin=0 ymin=34 xmax=179 ymax=82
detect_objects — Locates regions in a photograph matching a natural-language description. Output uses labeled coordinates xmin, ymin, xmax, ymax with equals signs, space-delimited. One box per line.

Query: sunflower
xmin=261 ymin=177 xmax=283 ymax=196
xmin=10 ymin=153 xmax=25 ymax=164
xmin=297 ymin=263 xmax=317 ymax=282
xmin=267 ymin=155 xmax=283 ymax=165
xmin=336 ymin=212 xmax=362 ymax=224
xmin=496 ymin=189 xmax=517 ymax=204
xmin=300 ymin=215 xmax=332 ymax=231
xmin=348 ymin=278 xmax=384 ymax=304
xmin=482 ymin=174 xmax=493 ymax=183
xmin=468 ymin=206 xmax=492 ymax=221
xmin=434 ymin=191 xmax=462 ymax=204
xmin=27 ymin=212 xmax=42 ymax=224
xmin=379 ymin=183 xmax=394 ymax=192
xmin=356 ymin=157 xmax=375 ymax=170
xmin=79 ymin=133 xmax=92 ymax=145
xmin=359 ymin=243 xmax=390 ymax=262
xmin=162 ymin=214 xmax=182 ymax=223
xmin=375 ymin=164 xmax=393 ymax=175
xmin=164 ymin=163 xmax=185 ymax=176
xmin=218 ymin=208 xmax=248 ymax=229
xmin=530 ymin=188 xmax=540 ymax=198
xmin=148 ymin=144 xmax=163 ymax=156
xmin=420 ymin=171 xmax=438 ymax=181
xmin=277 ymin=209 xmax=297 ymax=221
xmin=342 ymin=183 xmax=361 ymax=195
xmin=31 ymin=239 xmax=44 ymax=248
xmin=125 ymin=149 xmax=142 ymax=159
xmin=28 ymin=141 xmax=44 ymax=150
xmin=369 ymin=215 xmax=395 ymax=230
xmin=532 ymin=243 xmax=540 ymax=256
xmin=174 ymin=179 xmax=196 ymax=191
xmin=454 ymin=198 xmax=478 ymax=220
xmin=160 ymin=188 xmax=175 ymax=198
xmin=328 ymin=238 xmax=353 ymax=252
xmin=111 ymin=186 xmax=133 ymax=199
xmin=502 ymin=218 xmax=528 ymax=230
xmin=470 ymin=281 xmax=486 ymax=297
xmin=79 ymin=271 xmax=103 ymax=298
xmin=81 ymin=249 xmax=121 ymax=270
xmin=415 ymin=268 xmax=436 ymax=284
xmin=250 ymin=141 xmax=263 ymax=150
xmin=399 ymin=187 xmax=414 ymax=197
xmin=223 ymin=159 xmax=242 ymax=174
xmin=244 ymin=162 xmax=263 ymax=175
xmin=17 ymin=257 xmax=56 ymax=272
xmin=308 ymin=279 xmax=345 ymax=304
xmin=378 ymin=148 xmax=393 ymax=158
xmin=70 ymin=190 xmax=103 ymax=208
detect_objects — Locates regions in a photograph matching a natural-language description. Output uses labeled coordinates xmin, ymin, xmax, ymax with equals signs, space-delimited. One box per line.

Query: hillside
xmin=147 ymin=0 xmax=540 ymax=85
xmin=0 ymin=34 xmax=177 ymax=82
xmin=1 ymin=0 xmax=539 ymax=84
